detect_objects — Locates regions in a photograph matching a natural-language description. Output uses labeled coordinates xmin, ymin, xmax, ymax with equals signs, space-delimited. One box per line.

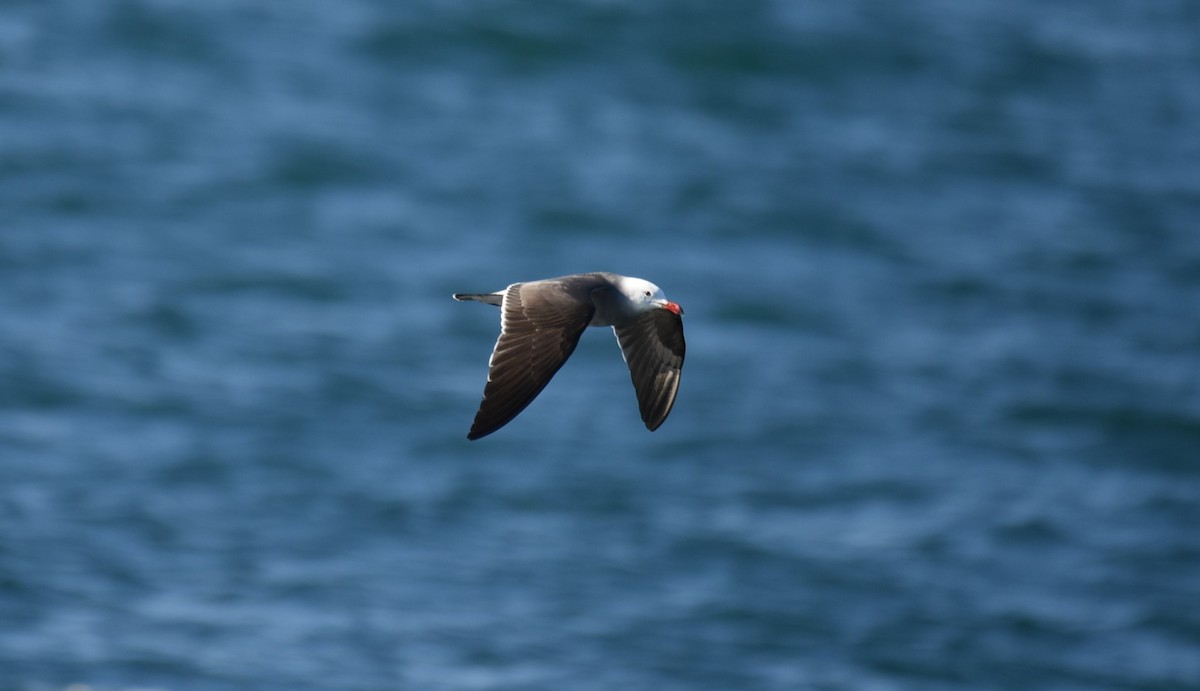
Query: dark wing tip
xmin=467 ymin=419 xmax=504 ymax=440
xmin=639 ymin=370 xmax=682 ymax=431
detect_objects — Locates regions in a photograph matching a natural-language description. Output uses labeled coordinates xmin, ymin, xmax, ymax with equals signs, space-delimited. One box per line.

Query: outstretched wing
xmin=467 ymin=281 xmax=595 ymax=440
xmin=613 ymin=308 xmax=686 ymax=431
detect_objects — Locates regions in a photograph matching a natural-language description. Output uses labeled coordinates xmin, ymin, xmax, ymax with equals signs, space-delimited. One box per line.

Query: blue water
xmin=3 ymin=1 xmax=1200 ymax=689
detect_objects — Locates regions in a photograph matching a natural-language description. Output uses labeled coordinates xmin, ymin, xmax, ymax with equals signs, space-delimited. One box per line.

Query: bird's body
xmin=454 ymin=272 xmax=685 ymax=440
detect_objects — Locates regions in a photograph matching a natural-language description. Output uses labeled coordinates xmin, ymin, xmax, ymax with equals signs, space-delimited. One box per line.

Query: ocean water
xmin=2 ymin=1 xmax=1199 ymax=689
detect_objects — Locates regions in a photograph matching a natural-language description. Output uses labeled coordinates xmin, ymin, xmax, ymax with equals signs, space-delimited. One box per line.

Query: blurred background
xmin=2 ymin=0 xmax=1199 ymax=689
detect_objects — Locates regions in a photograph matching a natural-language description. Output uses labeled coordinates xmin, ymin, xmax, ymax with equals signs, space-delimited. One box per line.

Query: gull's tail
xmin=453 ymin=292 xmax=504 ymax=306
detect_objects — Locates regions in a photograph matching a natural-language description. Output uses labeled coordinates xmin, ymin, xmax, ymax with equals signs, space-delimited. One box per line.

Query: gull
xmin=453 ymin=272 xmax=686 ymax=440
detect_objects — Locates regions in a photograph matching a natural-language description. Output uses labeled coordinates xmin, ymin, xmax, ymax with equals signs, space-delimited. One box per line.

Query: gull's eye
xmin=644 ymin=290 xmax=652 ymax=297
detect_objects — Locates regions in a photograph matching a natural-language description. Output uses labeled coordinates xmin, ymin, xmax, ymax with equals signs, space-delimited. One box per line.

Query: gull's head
xmin=618 ymin=276 xmax=684 ymax=317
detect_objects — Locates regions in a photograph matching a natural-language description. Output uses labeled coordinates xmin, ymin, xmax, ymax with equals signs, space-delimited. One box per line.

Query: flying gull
xmin=453 ymin=272 xmax=685 ymax=440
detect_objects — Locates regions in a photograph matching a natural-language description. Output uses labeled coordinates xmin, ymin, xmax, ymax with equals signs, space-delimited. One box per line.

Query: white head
xmin=616 ymin=276 xmax=683 ymax=316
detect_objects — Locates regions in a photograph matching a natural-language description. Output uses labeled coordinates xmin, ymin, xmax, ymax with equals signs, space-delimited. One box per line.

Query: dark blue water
xmin=3 ymin=1 xmax=1200 ymax=689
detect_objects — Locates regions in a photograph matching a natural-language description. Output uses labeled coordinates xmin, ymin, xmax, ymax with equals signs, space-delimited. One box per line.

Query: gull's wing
xmin=467 ymin=281 xmax=596 ymax=440
xmin=613 ymin=308 xmax=686 ymax=431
